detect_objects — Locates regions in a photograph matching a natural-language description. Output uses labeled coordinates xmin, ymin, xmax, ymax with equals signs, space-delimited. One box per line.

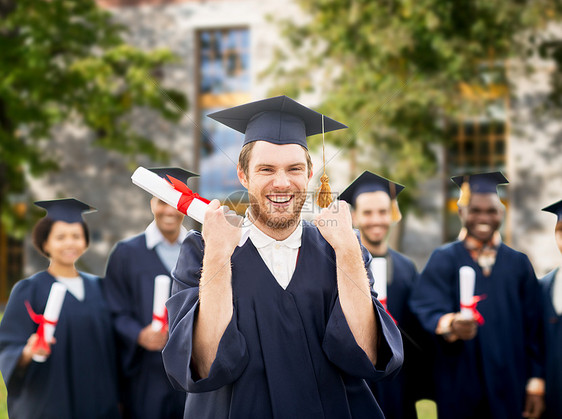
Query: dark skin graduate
xmin=448 ymin=192 xmax=545 ymax=419
xmin=192 ymin=140 xmax=380 ymax=378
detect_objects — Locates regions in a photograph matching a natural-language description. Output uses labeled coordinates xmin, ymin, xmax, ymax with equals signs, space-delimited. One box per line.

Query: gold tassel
xmin=316 ymin=115 xmax=333 ymax=208
xmin=458 ymin=176 xmax=471 ymax=207
xmin=317 ymin=173 xmax=333 ymax=208
xmin=389 ymin=182 xmax=401 ymax=222
xmin=391 ymin=199 xmax=402 ymax=223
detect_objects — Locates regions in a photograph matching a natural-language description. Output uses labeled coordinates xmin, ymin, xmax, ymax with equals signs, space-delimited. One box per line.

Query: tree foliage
xmin=0 ymin=0 xmax=187 ymax=232
xmin=264 ymin=0 xmax=562 ymax=206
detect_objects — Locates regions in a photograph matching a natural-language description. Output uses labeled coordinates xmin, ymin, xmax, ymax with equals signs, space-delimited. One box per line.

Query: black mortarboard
xmin=542 ymin=199 xmax=562 ymax=223
xmin=339 ymin=171 xmax=405 ymax=207
xmin=451 ymin=171 xmax=508 ymax=206
xmin=148 ymin=167 xmax=198 ymax=184
xmin=34 ymin=198 xmax=95 ymax=223
xmin=207 ymin=95 xmax=347 ymax=149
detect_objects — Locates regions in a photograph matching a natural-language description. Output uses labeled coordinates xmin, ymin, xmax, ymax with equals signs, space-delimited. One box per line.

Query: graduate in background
xmin=162 ymin=96 xmax=403 ymax=418
xmin=340 ymin=171 xmax=433 ymax=419
xmin=410 ymin=172 xmax=544 ymax=419
xmin=103 ymin=168 xmax=193 ymax=419
xmin=539 ymin=199 xmax=562 ymax=419
xmin=0 ymin=199 xmax=120 ymax=419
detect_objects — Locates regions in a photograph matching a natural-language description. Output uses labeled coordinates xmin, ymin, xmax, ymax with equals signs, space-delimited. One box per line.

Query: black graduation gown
xmin=540 ymin=268 xmax=562 ymax=419
xmin=163 ymin=221 xmax=404 ymax=419
xmin=369 ymin=249 xmax=434 ymax=419
xmin=409 ymin=241 xmax=543 ymax=419
xmin=104 ymin=233 xmax=186 ymax=419
xmin=0 ymin=271 xmax=120 ymax=419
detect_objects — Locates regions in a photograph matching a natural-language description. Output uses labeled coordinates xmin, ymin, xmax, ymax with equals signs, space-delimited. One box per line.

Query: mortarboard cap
xmin=339 ymin=171 xmax=405 ymax=207
xmin=35 ymin=198 xmax=95 ymax=223
xmin=339 ymin=171 xmax=405 ymax=222
xmin=148 ymin=167 xmax=198 ymax=184
xmin=451 ymin=171 xmax=508 ymax=206
xmin=207 ymin=95 xmax=347 ymax=149
xmin=542 ymin=199 xmax=562 ymax=223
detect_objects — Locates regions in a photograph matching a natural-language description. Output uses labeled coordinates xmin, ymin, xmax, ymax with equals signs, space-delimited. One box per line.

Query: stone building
xmin=1 ymin=0 xmax=561 ymax=302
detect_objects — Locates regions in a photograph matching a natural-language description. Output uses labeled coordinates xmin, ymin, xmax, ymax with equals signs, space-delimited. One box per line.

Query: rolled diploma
xmin=132 ymin=167 xmax=249 ymax=246
xmin=152 ymin=275 xmax=171 ymax=332
xmin=370 ymin=257 xmax=387 ymax=307
xmin=459 ymin=266 xmax=476 ymax=319
xmin=33 ymin=282 xmax=67 ymax=362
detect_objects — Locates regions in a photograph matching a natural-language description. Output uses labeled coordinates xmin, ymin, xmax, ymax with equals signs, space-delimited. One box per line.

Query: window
xmin=196 ymin=28 xmax=250 ymax=209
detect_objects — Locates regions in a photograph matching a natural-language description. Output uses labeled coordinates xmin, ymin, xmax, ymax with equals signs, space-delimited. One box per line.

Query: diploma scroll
xmin=131 ymin=167 xmax=249 ymax=246
xmin=459 ymin=266 xmax=476 ymax=320
xmin=370 ymin=257 xmax=388 ymax=307
xmin=32 ymin=282 xmax=67 ymax=362
xmin=152 ymin=275 xmax=171 ymax=332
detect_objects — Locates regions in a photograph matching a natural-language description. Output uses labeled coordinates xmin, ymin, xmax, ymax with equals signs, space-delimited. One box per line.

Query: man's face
xmin=352 ymin=191 xmax=392 ymax=247
xmin=150 ymin=197 xmax=184 ymax=236
xmin=237 ymin=141 xmax=312 ymax=231
xmin=461 ymin=193 xmax=504 ymax=242
xmin=555 ymin=222 xmax=562 ymax=255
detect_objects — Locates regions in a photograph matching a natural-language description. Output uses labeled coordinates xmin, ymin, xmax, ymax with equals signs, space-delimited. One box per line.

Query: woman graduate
xmin=0 ymin=198 xmax=120 ymax=419
xmin=540 ymin=199 xmax=562 ymax=419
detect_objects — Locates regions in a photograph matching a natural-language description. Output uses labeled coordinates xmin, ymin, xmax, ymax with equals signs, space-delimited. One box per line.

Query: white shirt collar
xmin=145 ymin=220 xmax=188 ymax=250
xmin=248 ymin=219 xmax=303 ymax=250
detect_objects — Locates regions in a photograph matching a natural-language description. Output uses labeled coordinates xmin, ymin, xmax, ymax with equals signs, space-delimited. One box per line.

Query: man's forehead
xmin=248 ymin=141 xmax=308 ymax=165
xmin=355 ymin=191 xmax=391 ymax=209
xmin=469 ymin=193 xmax=503 ymax=207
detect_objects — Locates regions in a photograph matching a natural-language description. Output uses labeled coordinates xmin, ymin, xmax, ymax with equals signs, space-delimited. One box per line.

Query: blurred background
xmin=3 ymin=1 xmax=562 ymax=417
xmin=2 ymin=0 xmax=562 ymax=309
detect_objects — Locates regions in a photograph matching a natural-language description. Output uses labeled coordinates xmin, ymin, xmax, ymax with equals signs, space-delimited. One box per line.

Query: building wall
xmin=23 ymin=1 xmax=562 ymax=280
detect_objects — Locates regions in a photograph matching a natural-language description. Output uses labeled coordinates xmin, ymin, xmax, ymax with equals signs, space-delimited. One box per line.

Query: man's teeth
xmin=269 ymin=195 xmax=291 ymax=203
xmin=476 ymin=224 xmax=491 ymax=232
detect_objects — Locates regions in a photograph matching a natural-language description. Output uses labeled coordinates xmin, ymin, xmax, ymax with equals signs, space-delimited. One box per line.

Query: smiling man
xmin=162 ymin=96 xmax=403 ymax=419
xmin=103 ymin=168 xmax=195 ymax=419
xmin=410 ymin=172 xmax=545 ymax=419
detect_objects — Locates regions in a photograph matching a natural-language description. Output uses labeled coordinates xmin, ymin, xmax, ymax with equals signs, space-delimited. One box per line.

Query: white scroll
xmin=151 ymin=275 xmax=171 ymax=332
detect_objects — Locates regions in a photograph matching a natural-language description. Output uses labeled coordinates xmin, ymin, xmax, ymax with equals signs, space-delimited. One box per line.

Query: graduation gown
xmin=540 ymin=268 xmax=562 ymax=419
xmin=163 ymin=221 xmax=403 ymax=419
xmin=0 ymin=271 xmax=120 ymax=419
xmin=369 ymin=249 xmax=434 ymax=419
xmin=104 ymin=233 xmax=186 ymax=419
xmin=409 ymin=241 xmax=543 ymax=419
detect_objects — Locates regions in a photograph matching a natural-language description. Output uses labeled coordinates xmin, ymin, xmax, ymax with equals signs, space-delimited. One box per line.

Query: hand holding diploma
xmin=452 ymin=266 xmax=485 ymax=340
xmin=131 ymin=167 xmax=250 ymax=246
xmin=23 ymin=282 xmax=67 ymax=363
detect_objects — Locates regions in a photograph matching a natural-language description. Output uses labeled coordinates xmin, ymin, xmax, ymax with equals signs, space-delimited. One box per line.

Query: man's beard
xmin=249 ymin=191 xmax=306 ymax=231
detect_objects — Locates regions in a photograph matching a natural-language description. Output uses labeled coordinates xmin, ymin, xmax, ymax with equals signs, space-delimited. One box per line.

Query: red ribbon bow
xmin=152 ymin=307 xmax=168 ymax=333
xmin=25 ymin=301 xmax=57 ymax=353
xmin=460 ymin=294 xmax=487 ymax=325
xmin=379 ymin=297 xmax=397 ymax=325
xmin=166 ymin=175 xmax=210 ymax=214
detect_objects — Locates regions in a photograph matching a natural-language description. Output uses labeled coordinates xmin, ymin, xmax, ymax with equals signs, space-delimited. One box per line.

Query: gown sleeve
xmin=162 ymin=231 xmax=249 ymax=393
xmin=103 ymin=242 xmax=144 ymax=375
xmin=409 ymin=247 xmax=457 ymax=334
xmin=519 ymin=254 xmax=545 ymax=380
xmin=0 ymin=279 xmax=38 ymax=390
xmin=322 ymin=240 xmax=404 ymax=382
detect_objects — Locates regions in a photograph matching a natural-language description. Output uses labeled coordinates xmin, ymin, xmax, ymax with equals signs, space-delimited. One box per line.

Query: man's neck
xmin=362 ymin=236 xmax=388 ymax=257
xmin=160 ymin=230 xmax=180 ymax=244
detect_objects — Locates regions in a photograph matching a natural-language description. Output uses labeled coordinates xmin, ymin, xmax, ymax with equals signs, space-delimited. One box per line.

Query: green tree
xmin=0 ymin=0 xmax=186 ymax=234
xmin=265 ymin=0 xmax=561 ymax=207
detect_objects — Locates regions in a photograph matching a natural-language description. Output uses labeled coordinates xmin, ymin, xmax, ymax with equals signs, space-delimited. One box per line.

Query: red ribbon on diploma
xmin=379 ymin=298 xmax=397 ymax=325
xmin=25 ymin=301 xmax=56 ymax=353
xmin=460 ymin=294 xmax=487 ymax=325
xmin=166 ymin=175 xmax=210 ymax=214
xmin=152 ymin=307 xmax=168 ymax=333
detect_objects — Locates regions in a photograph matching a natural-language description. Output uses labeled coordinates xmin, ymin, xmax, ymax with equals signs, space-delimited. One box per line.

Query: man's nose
xmin=272 ymin=171 xmax=290 ymax=188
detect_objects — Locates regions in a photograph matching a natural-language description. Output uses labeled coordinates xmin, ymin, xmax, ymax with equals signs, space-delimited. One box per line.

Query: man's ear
xmin=309 ymin=162 xmax=314 ymax=180
xmin=237 ymin=165 xmax=248 ymax=189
